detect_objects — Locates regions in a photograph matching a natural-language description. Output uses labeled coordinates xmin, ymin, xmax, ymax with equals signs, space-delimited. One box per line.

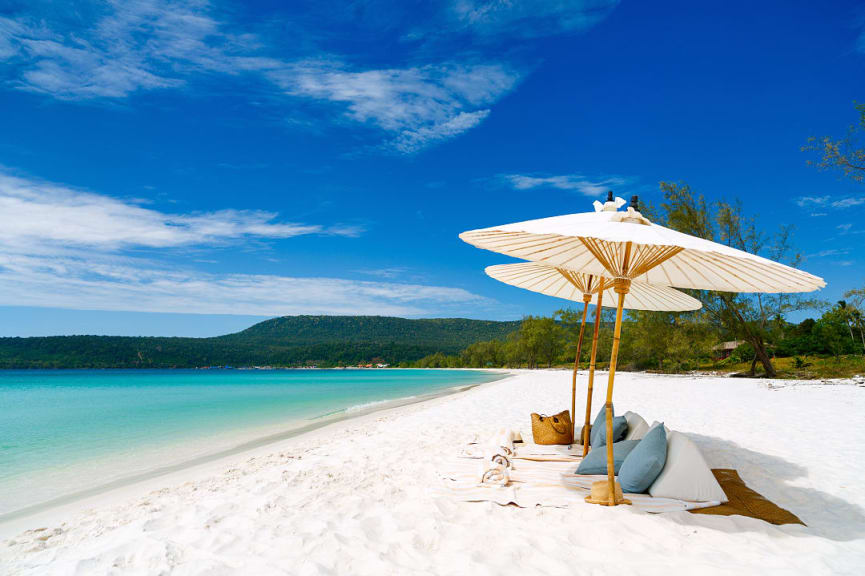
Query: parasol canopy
xmin=485 ymin=262 xmax=702 ymax=311
xmin=462 ymin=197 xmax=825 ymax=294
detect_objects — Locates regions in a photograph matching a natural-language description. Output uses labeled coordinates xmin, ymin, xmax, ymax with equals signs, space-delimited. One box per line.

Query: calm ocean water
xmin=0 ymin=369 xmax=501 ymax=518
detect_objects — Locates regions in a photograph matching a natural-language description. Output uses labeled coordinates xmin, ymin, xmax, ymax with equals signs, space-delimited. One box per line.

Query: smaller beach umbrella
xmin=485 ymin=262 xmax=701 ymax=448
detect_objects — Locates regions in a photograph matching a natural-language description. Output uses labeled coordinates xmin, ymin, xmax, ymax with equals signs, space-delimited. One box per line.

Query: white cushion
xmin=623 ymin=411 xmax=649 ymax=441
xmin=648 ymin=431 xmax=728 ymax=503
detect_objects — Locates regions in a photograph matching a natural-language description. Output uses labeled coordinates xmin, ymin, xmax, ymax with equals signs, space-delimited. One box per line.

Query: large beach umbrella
xmin=461 ymin=194 xmax=825 ymax=506
xmin=485 ymin=262 xmax=701 ymax=448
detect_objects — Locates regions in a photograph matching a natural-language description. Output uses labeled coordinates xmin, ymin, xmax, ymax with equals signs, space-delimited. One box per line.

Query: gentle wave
xmin=345 ymin=396 xmax=416 ymax=413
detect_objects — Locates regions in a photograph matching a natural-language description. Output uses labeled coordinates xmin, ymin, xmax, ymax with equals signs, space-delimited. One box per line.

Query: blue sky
xmin=0 ymin=0 xmax=863 ymax=336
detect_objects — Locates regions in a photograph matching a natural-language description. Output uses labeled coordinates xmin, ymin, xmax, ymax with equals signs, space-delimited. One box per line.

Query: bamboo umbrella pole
xmin=570 ymin=293 xmax=591 ymax=443
xmin=601 ymin=276 xmax=631 ymax=506
xmin=582 ymin=279 xmax=604 ymax=456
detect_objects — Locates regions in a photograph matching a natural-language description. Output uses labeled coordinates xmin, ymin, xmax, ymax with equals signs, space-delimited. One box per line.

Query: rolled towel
xmin=483 ymin=447 xmax=511 ymax=468
xmin=480 ymin=461 xmax=510 ymax=486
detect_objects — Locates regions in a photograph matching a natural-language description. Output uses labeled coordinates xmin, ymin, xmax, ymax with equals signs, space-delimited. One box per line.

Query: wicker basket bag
xmin=530 ymin=410 xmax=573 ymax=445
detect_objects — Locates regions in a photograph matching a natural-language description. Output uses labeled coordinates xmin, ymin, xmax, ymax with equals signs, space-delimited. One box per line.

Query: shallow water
xmin=0 ymin=368 xmax=500 ymax=517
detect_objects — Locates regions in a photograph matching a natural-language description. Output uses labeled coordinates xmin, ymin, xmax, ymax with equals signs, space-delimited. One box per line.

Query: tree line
xmin=412 ymin=300 xmax=865 ymax=373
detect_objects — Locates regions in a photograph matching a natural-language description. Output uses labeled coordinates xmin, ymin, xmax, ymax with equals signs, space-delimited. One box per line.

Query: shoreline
xmin=0 ymin=369 xmax=513 ymax=539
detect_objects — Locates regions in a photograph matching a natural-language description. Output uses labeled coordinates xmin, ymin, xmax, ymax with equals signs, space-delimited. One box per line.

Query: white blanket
xmin=440 ymin=457 xmax=721 ymax=512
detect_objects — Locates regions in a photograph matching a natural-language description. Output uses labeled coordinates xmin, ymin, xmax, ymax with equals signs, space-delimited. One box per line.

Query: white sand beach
xmin=2 ymin=370 xmax=864 ymax=575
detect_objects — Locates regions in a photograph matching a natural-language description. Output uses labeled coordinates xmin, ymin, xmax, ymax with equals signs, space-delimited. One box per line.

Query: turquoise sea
xmin=0 ymin=369 xmax=502 ymax=519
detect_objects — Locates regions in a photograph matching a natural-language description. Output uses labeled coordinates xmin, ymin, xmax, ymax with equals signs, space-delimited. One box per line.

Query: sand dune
xmin=2 ymin=370 xmax=864 ymax=575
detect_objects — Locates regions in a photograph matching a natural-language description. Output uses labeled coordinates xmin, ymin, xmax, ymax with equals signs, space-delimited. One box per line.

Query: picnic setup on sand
xmin=441 ymin=193 xmax=824 ymax=524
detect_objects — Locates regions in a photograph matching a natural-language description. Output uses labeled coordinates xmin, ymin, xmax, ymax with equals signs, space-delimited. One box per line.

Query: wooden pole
xmin=600 ymin=277 xmax=631 ymax=506
xmin=582 ymin=281 xmax=604 ymax=456
xmin=570 ymin=295 xmax=591 ymax=443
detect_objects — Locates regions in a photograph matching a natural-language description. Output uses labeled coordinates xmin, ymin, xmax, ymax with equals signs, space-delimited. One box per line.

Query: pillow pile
xmin=589 ymin=405 xmax=628 ymax=447
xmin=618 ymin=422 xmax=667 ymax=493
xmin=576 ymin=439 xmax=640 ymax=475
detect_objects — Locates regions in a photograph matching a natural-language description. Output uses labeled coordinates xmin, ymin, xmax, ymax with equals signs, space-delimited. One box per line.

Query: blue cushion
xmin=589 ymin=405 xmax=608 ymax=447
xmin=576 ymin=440 xmax=640 ymax=475
xmin=590 ymin=405 xmax=628 ymax=447
xmin=618 ymin=422 xmax=667 ymax=493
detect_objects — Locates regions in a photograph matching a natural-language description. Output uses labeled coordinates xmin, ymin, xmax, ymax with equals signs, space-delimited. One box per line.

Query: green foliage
xmin=803 ymin=102 xmax=865 ymax=183
xmin=418 ymin=309 xmax=717 ymax=373
xmin=622 ymin=310 xmax=715 ymax=372
xmin=774 ymin=302 xmax=863 ymax=357
xmin=518 ymin=315 xmax=566 ymax=368
xmin=730 ymin=342 xmax=755 ymax=363
xmin=460 ymin=339 xmax=507 ymax=368
xmin=413 ymin=294 xmax=865 ymax=376
xmin=723 ymin=354 xmax=864 ymax=380
xmin=842 ymin=289 xmax=865 ymax=353
xmin=814 ymin=305 xmax=858 ymax=358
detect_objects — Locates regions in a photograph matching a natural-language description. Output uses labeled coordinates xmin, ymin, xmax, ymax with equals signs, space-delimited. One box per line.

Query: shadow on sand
xmin=656 ymin=433 xmax=865 ymax=542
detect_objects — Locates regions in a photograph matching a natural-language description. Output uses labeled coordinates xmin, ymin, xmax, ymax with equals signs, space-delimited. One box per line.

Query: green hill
xmin=0 ymin=316 xmax=520 ymax=369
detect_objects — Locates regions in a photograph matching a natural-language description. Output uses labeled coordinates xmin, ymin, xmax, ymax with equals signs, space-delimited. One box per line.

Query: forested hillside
xmin=0 ymin=316 xmax=520 ymax=369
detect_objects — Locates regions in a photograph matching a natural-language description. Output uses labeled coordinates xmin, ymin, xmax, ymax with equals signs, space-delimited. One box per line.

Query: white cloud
xmin=391 ymin=110 xmax=490 ymax=153
xmin=0 ymin=0 xmax=625 ymax=153
xmin=0 ymin=171 xmax=357 ymax=251
xmin=269 ymin=60 xmax=518 ymax=152
xmin=0 ymin=2 xmax=524 ymax=153
xmin=0 ymin=16 xmax=24 ymax=60
xmin=274 ymin=62 xmax=514 ymax=131
xmin=449 ymin=0 xmax=619 ymax=38
xmin=795 ymin=195 xmax=865 ymax=210
xmin=807 ymin=248 xmax=848 ymax=259
xmin=831 ymin=197 xmax=865 ymax=208
xmin=356 ymin=267 xmax=410 ymax=279
xmin=838 ymin=223 xmax=853 ymax=232
xmin=1 ymin=2 xmax=246 ymax=99
xmin=795 ymin=195 xmax=829 ymax=207
xmin=501 ymin=173 xmax=631 ymax=196
xmin=0 ymin=170 xmax=485 ymax=315
xmin=0 ymin=253 xmax=484 ymax=316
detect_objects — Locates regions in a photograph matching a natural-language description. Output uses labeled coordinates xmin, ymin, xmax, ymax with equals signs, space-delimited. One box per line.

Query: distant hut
xmin=712 ymin=340 xmax=744 ymax=360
